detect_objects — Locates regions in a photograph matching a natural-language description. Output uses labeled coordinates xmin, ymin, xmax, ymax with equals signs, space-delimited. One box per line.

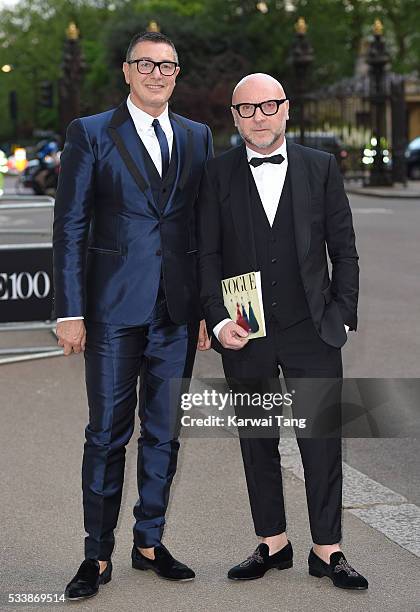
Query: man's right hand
xmin=56 ymin=320 xmax=86 ymax=356
xmin=218 ymin=321 xmax=249 ymax=350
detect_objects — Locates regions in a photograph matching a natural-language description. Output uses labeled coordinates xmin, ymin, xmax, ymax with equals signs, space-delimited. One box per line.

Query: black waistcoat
xmin=139 ymin=136 xmax=178 ymax=213
xmin=249 ymin=168 xmax=310 ymax=328
xmin=139 ymin=134 xmax=178 ymax=292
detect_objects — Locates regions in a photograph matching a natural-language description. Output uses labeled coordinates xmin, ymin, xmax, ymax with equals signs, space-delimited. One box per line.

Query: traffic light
xmin=39 ymin=81 xmax=54 ymax=108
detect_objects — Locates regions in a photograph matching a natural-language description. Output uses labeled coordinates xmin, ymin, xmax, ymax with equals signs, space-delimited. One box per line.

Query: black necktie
xmin=152 ymin=118 xmax=170 ymax=177
xmin=249 ymin=154 xmax=284 ymax=168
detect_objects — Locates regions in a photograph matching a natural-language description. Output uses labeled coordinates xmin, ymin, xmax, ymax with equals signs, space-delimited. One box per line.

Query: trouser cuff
xmin=311 ymin=533 xmax=342 ymax=545
xmin=255 ymin=524 xmax=287 ymax=538
xmin=133 ymin=525 xmax=164 ymax=549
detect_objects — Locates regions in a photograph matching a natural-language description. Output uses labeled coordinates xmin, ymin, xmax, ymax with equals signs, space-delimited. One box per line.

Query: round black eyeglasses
xmin=231 ymin=99 xmax=287 ymax=118
xmin=127 ymin=58 xmax=178 ymax=76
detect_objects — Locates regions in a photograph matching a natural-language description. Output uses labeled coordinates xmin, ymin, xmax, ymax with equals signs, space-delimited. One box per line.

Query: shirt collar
xmin=126 ymin=95 xmax=170 ymax=131
xmin=246 ymin=138 xmax=287 ymax=162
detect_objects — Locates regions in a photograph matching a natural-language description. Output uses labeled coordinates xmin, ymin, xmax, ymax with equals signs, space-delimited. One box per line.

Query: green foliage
xmin=1 ymin=0 xmax=419 ymax=141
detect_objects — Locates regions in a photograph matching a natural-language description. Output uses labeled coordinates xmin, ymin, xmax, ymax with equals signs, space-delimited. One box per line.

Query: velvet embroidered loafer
xmin=228 ymin=541 xmax=293 ymax=580
xmin=64 ymin=558 xmax=112 ymax=600
xmin=308 ymin=549 xmax=368 ymax=590
xmin=132 ymin=544 xmax=195 ymax=581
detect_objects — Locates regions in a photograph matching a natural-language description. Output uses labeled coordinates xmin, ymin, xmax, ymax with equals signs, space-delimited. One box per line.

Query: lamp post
xmin=288 ymin=17 xmax=314 ymax=145
xmin=1 ymin=64 xmax=18 ymax=138
xmin=2 ymin=52 xmax=44 ymax=133
xmin=58 ymin=22 xmax=86 ymax=139
xmin=147 ymin=20 xmax=160 ymax=32
xmin=390 ymin=75 xmax=407 ymax=185
xmin=366 ymin=19 xmax=392 ymax=186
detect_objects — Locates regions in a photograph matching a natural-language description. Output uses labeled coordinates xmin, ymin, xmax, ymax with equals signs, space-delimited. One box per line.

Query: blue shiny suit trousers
xmin=82 ymin=286 xmax=198 ymax=560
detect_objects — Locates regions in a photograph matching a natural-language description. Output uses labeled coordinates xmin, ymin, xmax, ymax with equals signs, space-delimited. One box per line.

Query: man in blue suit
xmin=53 ymin=31 xmax=212 ymax=600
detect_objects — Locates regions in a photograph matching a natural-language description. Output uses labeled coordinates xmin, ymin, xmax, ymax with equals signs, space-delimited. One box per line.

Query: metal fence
xmin=0 ymin=195 xmax=62 ymax=364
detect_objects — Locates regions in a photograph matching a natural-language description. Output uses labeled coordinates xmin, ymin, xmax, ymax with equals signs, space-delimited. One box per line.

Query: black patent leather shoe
xmin=228 ymin=542 xmax=293 ymax=580
xmin=64 ymin=558 xmax=112 ymax=600
xmin=308 ymin=549 xmax=368 ymax=590
xmin=132 ymin=544 xmax=195 ymax=581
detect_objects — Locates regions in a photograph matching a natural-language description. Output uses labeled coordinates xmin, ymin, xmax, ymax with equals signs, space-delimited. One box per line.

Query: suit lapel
xmin=169 ymin=112 xmax=193 ymax=198
xmin=229 ymin=144 xmax=258 ymax=271
xmin=227 ymin=141 xmax=311 ymax=270
xmin=107 ymin=102 xmax=156 ymax=212
xmin=286 ymin=141 xmax=311 ymax=265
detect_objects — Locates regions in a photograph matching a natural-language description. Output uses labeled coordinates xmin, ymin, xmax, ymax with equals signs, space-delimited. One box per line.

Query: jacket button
xmin=271 ymin=258 xmax=277 ymax=264
xmin=271 ymin=280 xmax=277 ymax=286
xmin=156 ymin=249 xmax=162 ymax=256
xmin=272 ymin=301 xmax=277 ymax=307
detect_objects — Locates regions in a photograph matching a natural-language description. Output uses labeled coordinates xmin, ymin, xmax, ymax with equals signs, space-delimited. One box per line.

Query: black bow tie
xmin=249 ymin=154 xmax=284 ymax=168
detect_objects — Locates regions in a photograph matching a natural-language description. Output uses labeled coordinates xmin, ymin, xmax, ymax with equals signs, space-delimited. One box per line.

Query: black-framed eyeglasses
xmin=127 ymin=58 xmax=178 ymax=76
xmin=231 ymin=99 xmax=287 ymax=118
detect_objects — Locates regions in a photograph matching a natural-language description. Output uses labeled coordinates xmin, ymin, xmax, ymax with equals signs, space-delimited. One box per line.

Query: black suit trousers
xmin=222 ymin=317 xmax=343 ymax=545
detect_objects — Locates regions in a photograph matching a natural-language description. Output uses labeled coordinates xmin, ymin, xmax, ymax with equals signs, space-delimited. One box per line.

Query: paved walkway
xmin=1 ymin=350 xmax=419 ymax=611
xmin=345 ymin=179 xmax=420 ymax=199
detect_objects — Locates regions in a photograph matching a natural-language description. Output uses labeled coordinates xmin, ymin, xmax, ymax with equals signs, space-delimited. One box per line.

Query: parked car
xmin=405 ymin=137 xmax=420 ymax=179
xmin=286 ymin=132 xmax=348 ymax=170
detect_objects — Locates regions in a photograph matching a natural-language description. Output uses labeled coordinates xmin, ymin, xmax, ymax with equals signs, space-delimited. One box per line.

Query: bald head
xmin=230 ymin=73 xmax=289 ymax=155
xmin=232 ymin=73 xmax=286 ymax=105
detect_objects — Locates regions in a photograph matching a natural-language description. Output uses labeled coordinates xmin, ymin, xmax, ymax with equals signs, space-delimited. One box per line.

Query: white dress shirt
xmin=57 ymin=96 xmax=173 ymax=322
xmin=247 ymin=140 xmax=288 ymax=227
xmin=213 ymin=140 xmax=349 ymax=340
xmin=126 ymin=94 xmax=173 ymax=175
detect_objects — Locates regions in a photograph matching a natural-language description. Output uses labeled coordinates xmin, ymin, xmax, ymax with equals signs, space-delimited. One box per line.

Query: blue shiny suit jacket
xmin=53 ymin=101 xmax=213 ymax=325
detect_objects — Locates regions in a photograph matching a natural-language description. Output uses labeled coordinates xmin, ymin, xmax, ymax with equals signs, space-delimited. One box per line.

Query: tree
xmin=1 ymin=0 xmax=419 ymax=142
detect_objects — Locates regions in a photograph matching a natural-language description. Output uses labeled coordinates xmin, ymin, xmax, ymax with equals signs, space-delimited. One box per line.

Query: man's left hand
xmin=197 ymin=319 xmax=211 ymax=350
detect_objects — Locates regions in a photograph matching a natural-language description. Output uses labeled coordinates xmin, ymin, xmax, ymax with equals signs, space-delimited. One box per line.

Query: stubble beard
xmin=237 ymin=124 xmax=285 ymax=151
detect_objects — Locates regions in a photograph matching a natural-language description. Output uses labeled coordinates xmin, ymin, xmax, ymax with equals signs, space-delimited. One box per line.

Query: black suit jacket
xmin=197 ymin=142 xmax=359 ymax=354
